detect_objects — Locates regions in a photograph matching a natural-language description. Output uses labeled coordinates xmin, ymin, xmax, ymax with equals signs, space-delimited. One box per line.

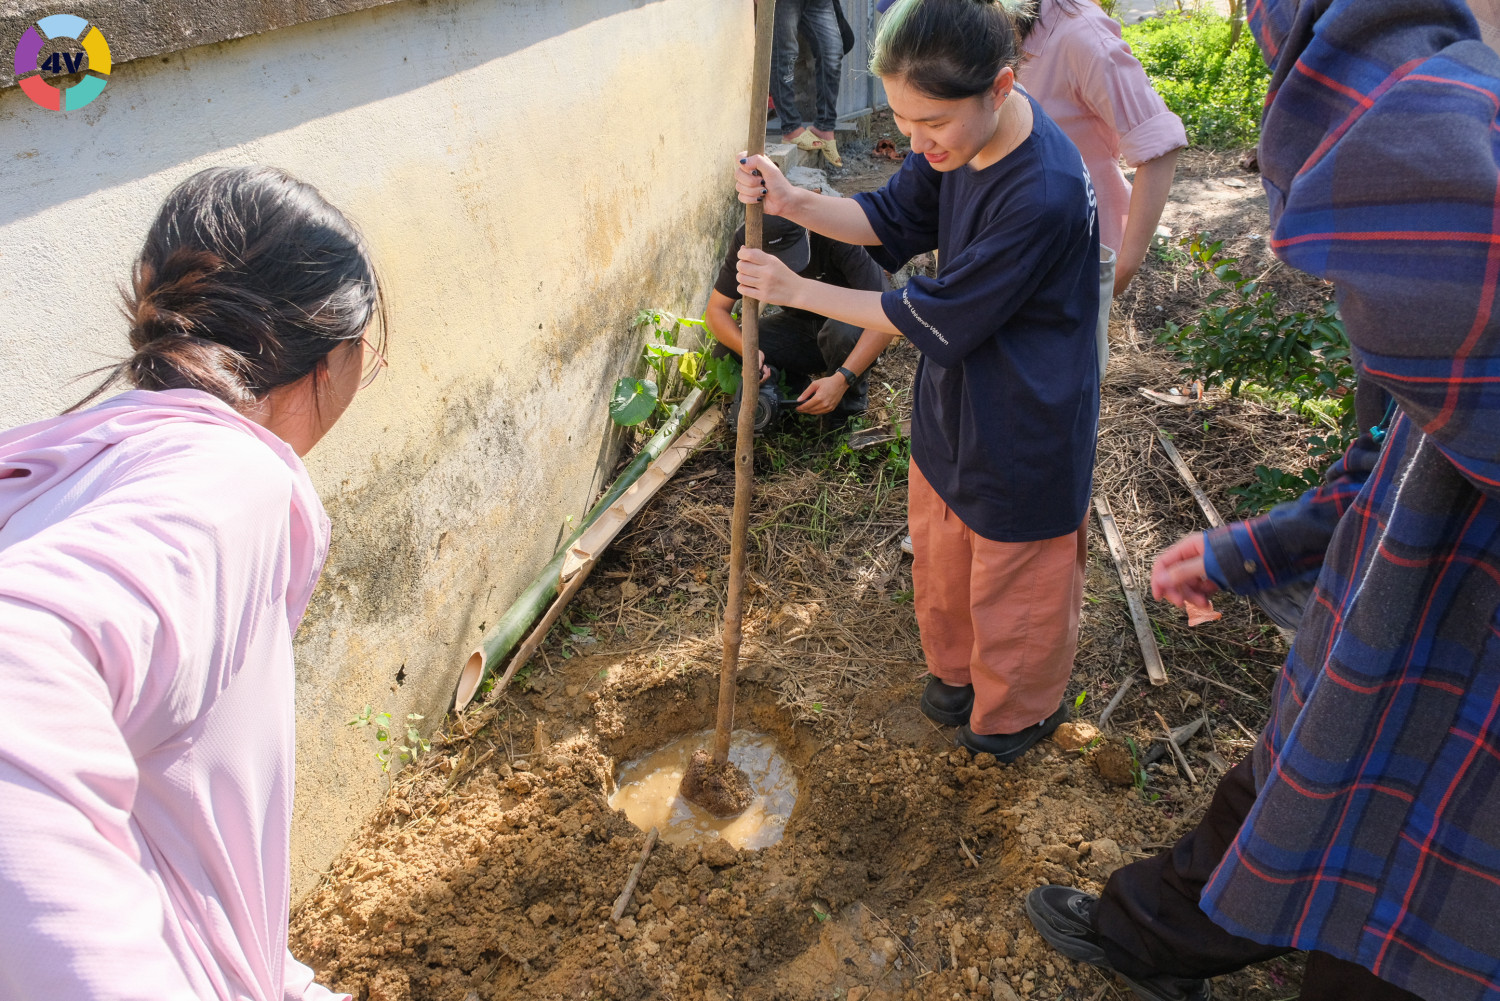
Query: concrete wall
xmin=0 ymin=0 xmax=749 ymax=899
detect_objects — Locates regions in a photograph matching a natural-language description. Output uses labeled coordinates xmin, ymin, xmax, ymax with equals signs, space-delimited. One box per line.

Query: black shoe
xmin=1025 ymin=886 xmax=1211 ymax=1001
xmin=920 ymin=676 xmax=973 ymax=726
xmin=833 ymin=390 xmax=867 ymax=418
xmin=957 ymin=702 xmax=1069 ymax=763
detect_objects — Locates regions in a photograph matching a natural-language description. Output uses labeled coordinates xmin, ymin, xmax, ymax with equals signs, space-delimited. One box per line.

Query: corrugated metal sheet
xmin=836 ymin=0 xmax=888 ymax=124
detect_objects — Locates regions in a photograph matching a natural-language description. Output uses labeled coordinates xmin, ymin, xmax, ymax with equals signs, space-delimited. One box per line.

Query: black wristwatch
xmin=837 ymin=366 xmax=858 ymax=388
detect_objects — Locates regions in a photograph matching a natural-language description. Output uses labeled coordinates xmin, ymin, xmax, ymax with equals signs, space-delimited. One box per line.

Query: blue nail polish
xmin=739 ymin=158 xmax=747 ymax=164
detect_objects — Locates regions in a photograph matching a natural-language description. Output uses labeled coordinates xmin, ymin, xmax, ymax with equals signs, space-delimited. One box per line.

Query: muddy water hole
xmin=290 ymin=140 xmax=1323 ymax=1000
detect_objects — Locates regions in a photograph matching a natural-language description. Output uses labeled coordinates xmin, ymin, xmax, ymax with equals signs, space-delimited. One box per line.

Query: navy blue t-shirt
xmin=854 ymin=95 xmax=1100 ymax=542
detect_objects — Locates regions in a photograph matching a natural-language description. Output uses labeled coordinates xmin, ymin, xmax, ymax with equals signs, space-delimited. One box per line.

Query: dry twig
xmin=611 ymin=827 xmax=659 ymax=922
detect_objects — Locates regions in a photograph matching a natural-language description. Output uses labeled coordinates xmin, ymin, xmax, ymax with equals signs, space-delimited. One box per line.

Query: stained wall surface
xmin=0 ymin=0 xmax=749 ymax=899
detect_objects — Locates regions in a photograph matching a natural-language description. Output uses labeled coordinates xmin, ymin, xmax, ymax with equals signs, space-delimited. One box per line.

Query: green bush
xmin=1156 ymin=237 xmax=1357 ymax=512
xmin=1122 ymin=11 xmax=1271 ymax=149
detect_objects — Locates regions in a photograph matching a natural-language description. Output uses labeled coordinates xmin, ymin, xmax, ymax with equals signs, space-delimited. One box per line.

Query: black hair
xmin=1014 ymin=0 xmax=1089 ymax=43
xmin=73 ymin=165 xmax=385 ymax=411
xmin=870 ymin=0 xmax=1025 ymax=100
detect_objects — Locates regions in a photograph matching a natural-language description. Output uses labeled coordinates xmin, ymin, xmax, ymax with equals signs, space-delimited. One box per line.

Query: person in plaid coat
xmin=1025 ymin=2 xmax=1500 ymax=999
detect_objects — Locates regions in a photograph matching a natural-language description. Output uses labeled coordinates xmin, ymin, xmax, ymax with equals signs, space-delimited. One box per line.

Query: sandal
xmin=820 ymin=136 xmax=843 ymax=168
xmin=786 ymin=131 xmax=825 ymax=151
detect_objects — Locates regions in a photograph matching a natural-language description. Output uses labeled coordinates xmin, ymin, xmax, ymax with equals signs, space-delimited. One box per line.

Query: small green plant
xmin=1073 ymin=690 xmax=1087 ymax=711
xmin=610 ymin=309 xmax=739 ymax=429
xmin=1122 ymin=10 xmax=1270 ymax=149
xmin=1125 ymin=736 xmax=1149 ymax=792
xmin=348 ymin=705 xmax=431 ymax=771
xmin=1156 ymin=236 xmax=1356 ymax=512
xmin=559 ymin=616 xmax=594 ymax=659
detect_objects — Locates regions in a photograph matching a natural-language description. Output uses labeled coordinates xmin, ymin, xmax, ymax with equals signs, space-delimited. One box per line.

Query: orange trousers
xmin=908 ymin=460 xmax=1087 ymax=735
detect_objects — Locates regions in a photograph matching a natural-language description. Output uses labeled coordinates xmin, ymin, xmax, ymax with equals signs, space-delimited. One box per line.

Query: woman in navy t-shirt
xmin=735 ymin=0 xmax=1100 ymax=762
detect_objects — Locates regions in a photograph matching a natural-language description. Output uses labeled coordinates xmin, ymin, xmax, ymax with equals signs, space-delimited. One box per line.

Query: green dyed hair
xmin=871 ymin=0 xmax=1028 ymax=100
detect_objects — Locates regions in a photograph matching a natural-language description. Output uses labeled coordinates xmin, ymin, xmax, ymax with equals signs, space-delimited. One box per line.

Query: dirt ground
xmin=291 ymin=129 xmax=1324 ymax=1001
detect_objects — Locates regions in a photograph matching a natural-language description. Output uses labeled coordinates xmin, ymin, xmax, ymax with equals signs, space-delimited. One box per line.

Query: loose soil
xmin=291 ymin=134 xmax=1319 ymax=1000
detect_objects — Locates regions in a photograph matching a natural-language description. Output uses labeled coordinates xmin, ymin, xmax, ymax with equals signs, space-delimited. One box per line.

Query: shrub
xmin=1122 ymin=11 xmax=1271 ymax=149
xmin=1156 ymin=237 xmax=1357 ymax=512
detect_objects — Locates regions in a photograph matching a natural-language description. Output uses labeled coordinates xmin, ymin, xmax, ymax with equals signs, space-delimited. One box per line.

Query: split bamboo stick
xmin=1093 ymin=495 xmax=1169 ymax=685
xmin=1155 ymin=431 xmax=1224 ymax=527
xmin=455 ymin=389 xmax=705 ymax=709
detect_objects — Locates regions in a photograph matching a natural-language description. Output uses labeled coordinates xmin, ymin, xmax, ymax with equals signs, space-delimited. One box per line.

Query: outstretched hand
xmin=1150 ymin=532 xmax=1220 ymax=610
xmin=736 ymin=247 xmax=803 ymax=308
xmin=734 ymin=153 xmax=798 ymax=216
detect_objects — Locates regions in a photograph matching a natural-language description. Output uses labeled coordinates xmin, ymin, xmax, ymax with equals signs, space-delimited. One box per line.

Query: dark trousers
xmin=760 ymin=310 xmax=861 ymax=388
xmin=770 ymin=0 xmax=842 ymax=133
xmin=1095 ymin=758 xmax=1420 ymax=1001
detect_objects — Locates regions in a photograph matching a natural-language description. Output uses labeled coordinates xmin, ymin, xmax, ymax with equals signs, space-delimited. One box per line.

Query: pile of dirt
xmin=292 ymin=674 xmax=1287 ymax=1001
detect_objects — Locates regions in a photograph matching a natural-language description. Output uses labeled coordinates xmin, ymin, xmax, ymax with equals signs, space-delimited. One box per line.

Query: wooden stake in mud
xmin=680 ymin=0 xmax=777 ymax=819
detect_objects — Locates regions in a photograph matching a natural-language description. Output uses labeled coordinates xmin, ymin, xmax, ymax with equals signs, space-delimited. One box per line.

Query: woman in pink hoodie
xmin=0 ymin=166 xmax=385 ymax=1001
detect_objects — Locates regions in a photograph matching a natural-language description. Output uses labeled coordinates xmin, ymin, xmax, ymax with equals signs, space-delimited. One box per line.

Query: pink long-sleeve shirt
xmin=0 ymin=389 xmax=347 ymax=1001
xmin=1018 ymin=0 xmax=1188 ymax=254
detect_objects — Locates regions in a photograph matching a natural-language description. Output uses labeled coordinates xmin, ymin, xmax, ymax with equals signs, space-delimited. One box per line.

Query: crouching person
xmin=705 ymin=212 xmax=894 ymax=422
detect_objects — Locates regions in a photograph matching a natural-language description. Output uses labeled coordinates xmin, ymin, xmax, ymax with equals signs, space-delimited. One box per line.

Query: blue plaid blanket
xmin=1196 ymin=3 xmax=1500 ymax=998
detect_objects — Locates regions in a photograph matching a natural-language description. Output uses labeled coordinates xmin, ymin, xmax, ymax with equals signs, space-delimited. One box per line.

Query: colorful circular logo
xmin=14 ymin=15 xmax=111 ymax=111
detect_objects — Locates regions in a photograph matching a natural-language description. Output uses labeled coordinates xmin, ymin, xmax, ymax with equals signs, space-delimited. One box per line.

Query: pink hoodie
xmin=0 ymin=389 xmax=347 ymax=1001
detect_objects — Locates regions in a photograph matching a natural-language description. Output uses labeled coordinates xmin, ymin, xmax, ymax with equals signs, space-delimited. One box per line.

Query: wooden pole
xmin=715 ymin=0 xmax=777 ymax=766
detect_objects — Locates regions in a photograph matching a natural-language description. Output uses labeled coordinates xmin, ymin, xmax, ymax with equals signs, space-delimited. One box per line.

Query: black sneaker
xmin=957 ymin=702 xmax=1070 ymax=763
xmin=919 ymin=676 xmax=973 ymax=726
xmin=1025 ymin=886 xmax=1211 ymax=1001
xmin=833 ymin=389 xmax=867 ymax=418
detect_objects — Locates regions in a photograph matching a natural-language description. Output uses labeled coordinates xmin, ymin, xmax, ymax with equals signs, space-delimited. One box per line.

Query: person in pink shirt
xmin=0 ymin=166 xmax=386 ymax=1001
xmin=1015 ymin=0 xmax=1187 ymax=295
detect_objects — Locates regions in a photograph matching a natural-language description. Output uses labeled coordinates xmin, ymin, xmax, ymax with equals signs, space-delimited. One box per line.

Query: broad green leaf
xmin=609 ymin=377 xmax=659 ymax=426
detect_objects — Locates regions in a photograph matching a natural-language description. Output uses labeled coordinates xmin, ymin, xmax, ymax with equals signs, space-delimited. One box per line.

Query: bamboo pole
xmin=714 ymin=0 xmax=777 ymax=765
xmin=482 ymin=558 xmax=599 ymax=704
xmin=481 ymin=409 xmax=723 ymax=705
xmin=455 ymin=389 xmax=705 ymax=710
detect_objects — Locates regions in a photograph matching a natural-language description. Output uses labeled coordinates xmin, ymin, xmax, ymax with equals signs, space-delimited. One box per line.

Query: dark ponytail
xmin=1014 ymin=0 xmax=1089 ymax=43
xmin=871 ymin=0 xmax=1027 ymax=100
xmin=73 ymin=165 xmax=385 ymax=412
